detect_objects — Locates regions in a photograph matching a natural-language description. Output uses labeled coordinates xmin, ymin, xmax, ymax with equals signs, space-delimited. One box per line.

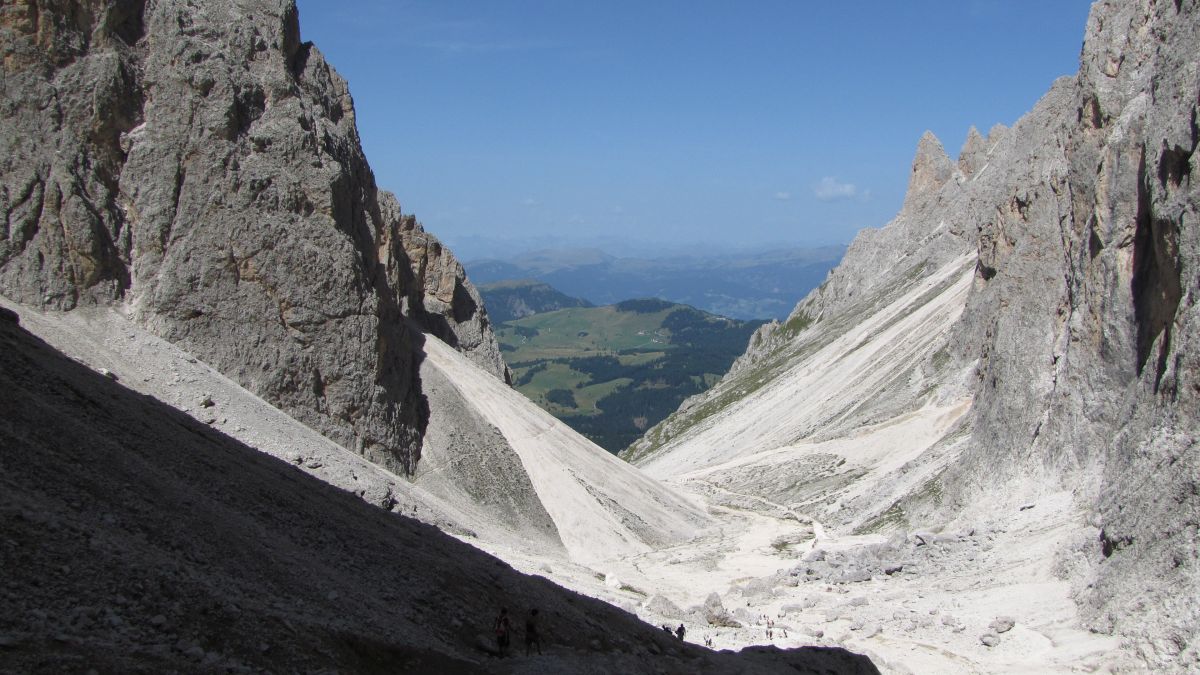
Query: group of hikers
xmin=494 ymin=607 xmax=794 ymax=657
xmin=758 ymin=613 xmax=786 ymax=640
xmin=493 ymin=607 xmax=541 ymax=657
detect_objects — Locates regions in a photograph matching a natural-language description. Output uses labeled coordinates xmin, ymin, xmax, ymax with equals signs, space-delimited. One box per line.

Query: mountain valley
xmin=2 ymin=0 xmax=1197 ymax=673
xmin=493 ymin=297 xmax=765 ymax=453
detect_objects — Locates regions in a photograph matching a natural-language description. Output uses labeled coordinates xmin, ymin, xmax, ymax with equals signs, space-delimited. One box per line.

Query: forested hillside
xmin=495 ymin=300 xmax=764 ymax=452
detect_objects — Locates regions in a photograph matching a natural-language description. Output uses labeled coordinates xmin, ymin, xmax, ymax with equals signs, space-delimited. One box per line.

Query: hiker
xmin=494 ymin=607 xmax=512 ymax=656
xmin=675 ymin=623 xmax=686 ymax=641
xmin=525 ymin=609 xmax=542 ymax=656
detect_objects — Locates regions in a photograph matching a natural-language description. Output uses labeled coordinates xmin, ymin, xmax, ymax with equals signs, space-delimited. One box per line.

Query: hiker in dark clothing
xmin=525 ymin=608 xmax=542 ymax=655
xmin=675 ymin=623 xmax=686 ymax=641
xmin=495 ymin=607 xmax=512 ymax=656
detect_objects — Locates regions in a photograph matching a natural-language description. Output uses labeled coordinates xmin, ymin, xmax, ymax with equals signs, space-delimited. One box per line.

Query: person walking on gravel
xmin=494 ymin=607 xmax=512 ymax=656
xmin=525 ymin=608 xmax=542 ymax=655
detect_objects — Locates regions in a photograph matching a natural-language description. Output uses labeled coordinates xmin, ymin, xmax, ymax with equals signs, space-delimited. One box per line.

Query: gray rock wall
xmin=761 ymin=0 xmax=1196 ymax=665
xmin=635 ymin=0 xmax=1198 ymax=665
xmin=0 ymin=0 xmax=507 ymax=475
xmin=942 ymin=1 xmax=1199 ymax=665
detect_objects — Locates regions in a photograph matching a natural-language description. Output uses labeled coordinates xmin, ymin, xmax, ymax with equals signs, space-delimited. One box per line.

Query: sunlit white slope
xmin=420 ymin=334 xmax=711 ymax=565
xmin=640 ymin=254 xmax=975 ymax=479
xmin=622 ymin=247 xmax=978 ymax=532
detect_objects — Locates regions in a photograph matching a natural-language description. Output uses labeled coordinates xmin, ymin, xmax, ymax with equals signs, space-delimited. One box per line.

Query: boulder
xmin=701 ymin=593 xmax=740 ymax=628
xmin=989 ymin=616 xmax=1016 ymax=634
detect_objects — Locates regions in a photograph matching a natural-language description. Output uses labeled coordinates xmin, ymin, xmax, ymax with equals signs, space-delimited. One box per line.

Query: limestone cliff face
xmin=631 ymin=0 xmax=1198 ymax=665
xmin=941 ymin=1 xmax=1198 ymax=663
xmin=390 ymin=211 xmax=510 ymax=382
xmin=0 ymin=0 xmax=507 ymax=475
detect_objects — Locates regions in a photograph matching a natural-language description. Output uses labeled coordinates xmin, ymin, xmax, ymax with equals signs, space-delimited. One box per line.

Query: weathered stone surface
xmin=935 ymin=3 xmax=1199 ymax=666
xmin=956 ymin=126 xmax=988 ymax=179
xmin=903 ymin=131 xmax=955 ymax=210
xmin=702 ymin=592 xmax=741 ymax=628
xmin=989 ymin=616 xmax=1015 ymax=634
xmin=0 ymin=0 xmax=507 ymax=476
xmin=630 ymin=1 xmax=1199 ymax=667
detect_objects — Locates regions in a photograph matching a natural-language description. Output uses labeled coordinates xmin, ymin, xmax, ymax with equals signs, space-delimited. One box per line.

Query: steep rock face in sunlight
xmin=0 ymin=0 xmax=505 ymax=477
xmin=0 ymin=0 xmax=710 ymax=570
xmin=627 ymin=0 xmax=1199 ymax=667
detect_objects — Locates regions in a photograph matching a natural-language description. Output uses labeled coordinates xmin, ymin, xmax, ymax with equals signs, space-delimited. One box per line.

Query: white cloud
xmin=773 ymin=191 xmax=792 ymax=201
xmin=813 ymin=176 xmax=858 ymax=201
xmin=521 ymin=197 xmax=541 ymax=207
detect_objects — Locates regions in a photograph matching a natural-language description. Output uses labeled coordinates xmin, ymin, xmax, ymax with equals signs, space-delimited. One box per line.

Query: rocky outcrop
xmin=902 ymin=131 xmax=955 ymax=210
xmin=938 ymin=1 xmax=1199 ymax=666
xmin=392 ymin=210 xmax=510 ymax=381
xmin=0 ymin=0 xmax=506 ymax=475
xmin=956 ymin=126 xmax=988 ymax=179
xmin=631 ymin=0 xmax=1198 ymax=667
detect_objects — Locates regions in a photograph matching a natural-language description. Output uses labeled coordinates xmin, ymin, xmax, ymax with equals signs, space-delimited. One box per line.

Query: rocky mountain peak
xmin=627 ymin=0 xmax=1199 ymax=668
xmin=0 ymin=0 xmax=507 ymax=475
xmin=957 ymin=126 xmax=988 ymax=178
xmin=903 ymin=130 xmax=954 ymax=208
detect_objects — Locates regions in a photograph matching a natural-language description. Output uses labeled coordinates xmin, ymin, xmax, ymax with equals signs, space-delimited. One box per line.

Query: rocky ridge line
xmin=0 ymin=0 xmax=507 ymax=476
xmin=628 ymin=0 xmax=1199 ymax=667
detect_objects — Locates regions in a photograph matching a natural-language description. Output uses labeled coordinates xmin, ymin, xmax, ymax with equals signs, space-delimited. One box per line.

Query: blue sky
xmin=294 ymin=1 xmax=1093 ymax=257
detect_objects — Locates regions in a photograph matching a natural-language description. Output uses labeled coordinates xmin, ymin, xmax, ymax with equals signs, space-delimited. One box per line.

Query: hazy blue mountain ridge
xmin=466 ymin=246 xmax=845 ymax=320
xmin=478 ymin=279 xmax=594 ymax=324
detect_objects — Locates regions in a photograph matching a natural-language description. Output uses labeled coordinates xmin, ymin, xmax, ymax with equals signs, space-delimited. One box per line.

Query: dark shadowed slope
xmin=0 ymin=309 xmax=876 ymax=674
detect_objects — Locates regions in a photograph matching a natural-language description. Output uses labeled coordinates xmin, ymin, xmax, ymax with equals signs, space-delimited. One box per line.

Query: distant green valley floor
xmin=494 ymin=298 xmax=765 ymax=454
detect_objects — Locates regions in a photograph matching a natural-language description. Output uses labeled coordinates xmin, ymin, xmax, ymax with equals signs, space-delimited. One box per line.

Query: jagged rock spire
xmin=903 ymin=131 xmax=954 ymax=209
xmin=957 ymin=126 xmax=988 ymax=178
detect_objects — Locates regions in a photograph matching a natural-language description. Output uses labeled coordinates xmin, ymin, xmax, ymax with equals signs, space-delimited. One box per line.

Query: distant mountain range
xmin=477 ymin=279 xmax=594 ymax=324
xmin=465 ymin=246 xmax=845 ymax=320
xmin=493 ymin=298 xmax=765 ymax=453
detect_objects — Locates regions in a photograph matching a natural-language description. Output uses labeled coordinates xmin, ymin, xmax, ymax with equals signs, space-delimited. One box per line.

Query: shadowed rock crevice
xmin=103 ymin=0 xmax=147 ymax=47
xmin=1132 ymin=150 xmax=1183 ymax=386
